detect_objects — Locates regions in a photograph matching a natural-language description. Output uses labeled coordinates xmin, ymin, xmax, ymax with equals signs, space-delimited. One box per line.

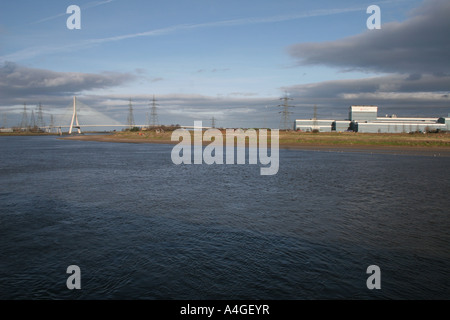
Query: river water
xmin=0 ymin=135 xmax=449 ymax=299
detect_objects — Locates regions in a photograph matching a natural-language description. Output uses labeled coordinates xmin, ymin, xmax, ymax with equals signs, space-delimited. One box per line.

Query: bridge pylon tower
xmin=69 ymin=96 xmax=82 ymax=134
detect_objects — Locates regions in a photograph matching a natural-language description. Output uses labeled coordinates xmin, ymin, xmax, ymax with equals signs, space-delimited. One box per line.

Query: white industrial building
xmin=295 ymin=106 xmax=450 ymax=133
xmin=294 ymin=119 xmax=335 ymax=132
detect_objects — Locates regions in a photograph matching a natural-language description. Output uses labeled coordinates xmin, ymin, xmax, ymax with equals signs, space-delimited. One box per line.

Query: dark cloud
xmin=0 ymin=61 xmax=136 ymax=100
xmin=405 ymin=73 xmax=422 ymax=81
xmin=284 ymin=74 xmax=450 ymax=98
xmin=288 ymin=0 xmax=450 ymax=75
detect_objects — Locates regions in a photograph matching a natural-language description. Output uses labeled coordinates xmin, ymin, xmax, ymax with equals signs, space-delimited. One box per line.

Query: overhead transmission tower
xmin=50 ymin=115 xmax=55 ymax=133
xmin=30 ymin=110 xmax=36 ymax=129
xmin=211 ymin=116 xmax=216 ymax=128
xmin=36 ymin=102 xmax=45 ymax=128
xmin=149 ymin=95 xmax=159 ymax=127
xmin=20 ymin=103 xmax=29 ymax=130
xmin=277 ymin=92 xmax=295 ymax=130
xmin=127 ymin=98 xmax=135 ymax=128
xmin=312 ymin=104 xmax=318 ymax=130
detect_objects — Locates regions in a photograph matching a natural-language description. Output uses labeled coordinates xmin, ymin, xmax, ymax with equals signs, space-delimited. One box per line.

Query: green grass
xmin=279 ymin=132 xmax=450 ymax=147
xmin=112 ymin=130 xmax=450 ymax=148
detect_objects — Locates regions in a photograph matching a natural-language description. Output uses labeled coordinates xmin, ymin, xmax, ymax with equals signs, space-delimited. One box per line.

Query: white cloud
xmin=0 ymin=62 xmax=136 ymax=99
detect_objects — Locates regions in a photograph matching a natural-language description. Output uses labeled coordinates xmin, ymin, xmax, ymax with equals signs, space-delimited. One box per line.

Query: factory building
xmin=332 ymin=120 xmax=352 ymax=132
xmin=349 ymin=106 xmax=378 ymax=122
xmin=355 ymin=121 xmax=447 ymax=133
xmin=295 ymin=106 xmax=450 ymax=133
xmin=294 ymin=119 xmax=334 ymax=132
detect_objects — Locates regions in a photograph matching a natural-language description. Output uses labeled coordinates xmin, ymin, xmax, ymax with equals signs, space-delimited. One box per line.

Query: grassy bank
xmin=107 ymin=129 xmax=450 ymax=148
xmin=279 ymin=131 xmax=450 ymax=147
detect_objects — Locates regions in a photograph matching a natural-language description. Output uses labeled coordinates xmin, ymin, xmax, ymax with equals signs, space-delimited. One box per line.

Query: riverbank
xmin=60 ymin=130 xmax=450 ymax=157
xmin=0 ymin=132 xmax=58 ymax=136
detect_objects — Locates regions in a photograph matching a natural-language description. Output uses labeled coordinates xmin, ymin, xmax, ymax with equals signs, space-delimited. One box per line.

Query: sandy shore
xmin=60 ymin=134 xmax=450 ymax=157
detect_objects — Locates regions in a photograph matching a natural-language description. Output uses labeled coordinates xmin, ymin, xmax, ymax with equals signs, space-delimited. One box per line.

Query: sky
xmin=0 ymin=0 xmax=449 ymax=129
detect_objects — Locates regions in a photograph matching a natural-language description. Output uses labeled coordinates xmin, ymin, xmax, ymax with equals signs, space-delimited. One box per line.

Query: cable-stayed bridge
xmin=34 ymin=97 xmax=209 ymax=134
xmin=44 ymin=97 xmax=134 ymax=134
